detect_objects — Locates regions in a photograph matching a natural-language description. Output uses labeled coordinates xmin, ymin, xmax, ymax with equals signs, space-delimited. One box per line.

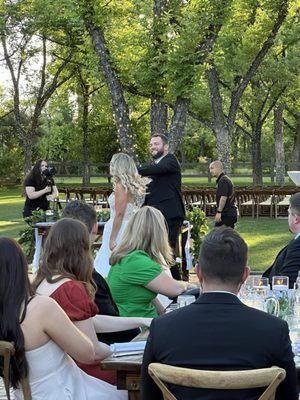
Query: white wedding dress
xmin=94 ymin=192 xmax=136 ymax=277
xmin=14 ymin=340 xmax=127 ymax=400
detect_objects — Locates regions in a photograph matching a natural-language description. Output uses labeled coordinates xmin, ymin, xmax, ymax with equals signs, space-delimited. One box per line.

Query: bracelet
xmin=217 ymin=211 xmax=222 ymax=213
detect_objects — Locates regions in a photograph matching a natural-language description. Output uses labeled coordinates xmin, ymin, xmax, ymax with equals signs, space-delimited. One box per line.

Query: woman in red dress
xmin=34 ymin=218 xmax=116 ymax=385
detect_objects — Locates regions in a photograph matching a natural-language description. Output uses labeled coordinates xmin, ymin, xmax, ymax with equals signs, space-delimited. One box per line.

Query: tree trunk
xmin=85 ymin=22 xmax=136 ymax=160
xmin=292 ymin=113 xmax=300 ymax=166
xmin=151 ymin=95 xmax=168 ymax=136
xmin=251 ymin=126 xmax=263 ymax=185
xmin=274 ymin=104 xmax=285 ymax=185
xmin=214 ymin=125 xmax=232 ymax=174
xmin=207 ymin=65 xmax=231 ymax=173
xmin=150 ymin=0 xmax=169 ymax=137
xmin=81 ymin=89 xmax=90 ymax=186
xmin=168 ymin=97 xmax=188 ymax=154
xmin=22 ymin=137 xmax=33 ymax=175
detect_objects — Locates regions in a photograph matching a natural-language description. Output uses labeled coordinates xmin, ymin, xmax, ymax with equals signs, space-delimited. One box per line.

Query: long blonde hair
xmin=110 ymin=153 xmax=150 ymax=202
xmin=109 ymin=206 xmax=174 ymax=266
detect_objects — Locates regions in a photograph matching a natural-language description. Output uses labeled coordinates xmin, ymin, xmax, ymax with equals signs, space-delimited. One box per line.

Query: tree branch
xmin=283 ymin=117 xmax=296 ymax=133
xmin=227 ymin=0 xmax=289 ymax=129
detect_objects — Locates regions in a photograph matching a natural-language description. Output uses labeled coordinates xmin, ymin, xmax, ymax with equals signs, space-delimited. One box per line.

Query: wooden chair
xmin=0 ymin=340 xmax=31 ymax=400
xmin=148 ymin=363 xmax=286 ymax=400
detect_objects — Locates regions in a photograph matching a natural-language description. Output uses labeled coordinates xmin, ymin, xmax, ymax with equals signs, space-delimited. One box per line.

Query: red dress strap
xmin=50 ymin=281 xmax=98 ymax=321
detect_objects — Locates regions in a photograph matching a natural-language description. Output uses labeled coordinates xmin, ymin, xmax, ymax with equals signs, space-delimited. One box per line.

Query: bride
xmin=94 ymin=153 xmax=150 ymax=277
xmin=0 ymin=237 xmax=126 ymax=400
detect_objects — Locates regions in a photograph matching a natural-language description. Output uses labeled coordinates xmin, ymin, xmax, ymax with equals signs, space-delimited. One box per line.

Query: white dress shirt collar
xmin=154 ymin=154 xmax=167 ymax=164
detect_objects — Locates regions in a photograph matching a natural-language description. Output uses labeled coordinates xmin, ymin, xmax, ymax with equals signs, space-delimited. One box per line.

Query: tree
xmin=0 ymin=1 xmax=74 ymax=173
xmin=204 ymin=0 xmax=289 ymax=172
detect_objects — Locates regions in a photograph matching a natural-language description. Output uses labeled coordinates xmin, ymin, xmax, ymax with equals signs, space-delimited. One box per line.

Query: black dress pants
xmin=166 ymin=217 xmax=183 ymax=280
xmin=215 ymin=215 xmax=237 ymax=229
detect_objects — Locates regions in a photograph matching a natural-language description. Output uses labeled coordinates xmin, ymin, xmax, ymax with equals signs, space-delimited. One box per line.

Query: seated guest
xmin=141 ymin=227 xmax=298 ymax=400
xmin=62 ymin=200 xmax=149 ymax=344
xmin=263 ymin=192 xmax=300 ymax=288
xmin=0 ymin=237 xmax=126 ymax=400
xmin=34 ymin=218 xmax=119 ymax=385
xmin=107 ymin=206 xmax=195 ymax=318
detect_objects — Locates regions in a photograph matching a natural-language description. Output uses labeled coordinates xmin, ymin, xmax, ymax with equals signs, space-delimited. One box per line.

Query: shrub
xmin=186 ymin=207 xmax=209 ymax=262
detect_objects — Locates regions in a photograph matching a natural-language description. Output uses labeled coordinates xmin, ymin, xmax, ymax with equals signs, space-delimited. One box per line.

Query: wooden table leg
xmin=117 ymin=371 xmax=141 ymax=400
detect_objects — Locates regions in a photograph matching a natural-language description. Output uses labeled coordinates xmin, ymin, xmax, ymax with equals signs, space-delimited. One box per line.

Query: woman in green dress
xmin=107 ymin=206 xmax=195 ymax=318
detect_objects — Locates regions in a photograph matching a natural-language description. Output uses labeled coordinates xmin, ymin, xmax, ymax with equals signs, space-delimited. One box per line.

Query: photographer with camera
xmin=23 ymin=159 xmax=58 ymax=218
xmin=23 ymin=159 xmax=58 ymax=274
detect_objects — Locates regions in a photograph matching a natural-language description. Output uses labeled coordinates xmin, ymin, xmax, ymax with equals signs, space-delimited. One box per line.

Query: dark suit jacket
xmin=92 ymin=270 xmax=140 ymax=344
xmin=141 ymin=292 xmax=298 ymax=400
xmin=138 ymin=153 xmax=185 ymax=220
xmin=262 ymin=236 xmax=300 ymax=288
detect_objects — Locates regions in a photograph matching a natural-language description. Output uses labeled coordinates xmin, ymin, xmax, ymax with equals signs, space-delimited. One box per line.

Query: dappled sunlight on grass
xmin=0 ymin=197 xmax=24 ymax=204
xmin=0 ymin=220 xmax=21 ymax=226
xmin=236 ymin=218 xmax=291 ymax=271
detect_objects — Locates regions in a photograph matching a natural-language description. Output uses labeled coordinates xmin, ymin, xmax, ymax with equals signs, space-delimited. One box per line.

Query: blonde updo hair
xmin=109 ymin=206 xmax=173 ymax=267
xmin=110 ymin=153 xmax=150 ymax=202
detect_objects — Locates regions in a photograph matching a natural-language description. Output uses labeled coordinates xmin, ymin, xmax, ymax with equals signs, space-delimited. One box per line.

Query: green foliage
xmin=18 ymin=208 xmax=60 ymax=262
xmin=0 ymin=147 xmax=23 ymax=185
xmin=186 ymin=207 xmax=209 ymax=262
xmin=0 ymin=0 xmax=299 ymax=172
xmin=96 ymin=208 xmax=110 ymax=222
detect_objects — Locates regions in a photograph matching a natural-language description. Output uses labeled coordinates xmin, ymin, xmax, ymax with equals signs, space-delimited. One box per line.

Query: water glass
xmin=272 ymin=278 xmax=291 ymax=319
xmin=286 ymin=316 xmax=300 ymax=356
xmin=45 ymin=209 xmax=54 ymax=222
xmin=272 ymin=276 xmax=289 ymax=290
xmin=252 ymin=276 xmax=269 ymax=289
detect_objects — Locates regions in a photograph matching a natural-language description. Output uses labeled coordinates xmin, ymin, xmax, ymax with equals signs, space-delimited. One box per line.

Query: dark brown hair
xmin=290 ymin=192 xmax=300 ymax=216
xmin=33 ymin=218 xmax=96 ymax=297
xmin=62 ymin=200 xmax=97 ymax=233
xmin=0 ymin=238 xmax=33 ymax=388
xmin=199 ymin=227 xmax=248 ymax=285
xmin=151 ymin=134 xmax=168 ymax=145
xmin=23 ymin=159 xmax=46 ymax=187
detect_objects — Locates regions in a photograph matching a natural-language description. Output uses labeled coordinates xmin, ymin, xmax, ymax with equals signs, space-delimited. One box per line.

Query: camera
xmin=42 ymin=166 xmax=56 ymax=179
xmin=42 ymin=166 xmax=56 ymax=186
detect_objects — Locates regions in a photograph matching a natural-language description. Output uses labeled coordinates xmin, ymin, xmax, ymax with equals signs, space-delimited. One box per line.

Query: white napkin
xmin=109 ymin=341 xmax=146 ymax=357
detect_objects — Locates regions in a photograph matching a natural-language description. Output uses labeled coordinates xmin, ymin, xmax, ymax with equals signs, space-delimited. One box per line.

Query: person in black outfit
xmin=138 ymin=134 xmax=185 ymax=280
xmin=23 ymin=159 xmax=58 ymax=218
xmin=141 ymin=228 xmax=298 ymax=400
xmin=62 ymin=200 xmax=150 ymax=344
xmin=209 ymin=160 xmax=237 ymax=228
xmin=263 ymin=192 xmax=300 ymax=288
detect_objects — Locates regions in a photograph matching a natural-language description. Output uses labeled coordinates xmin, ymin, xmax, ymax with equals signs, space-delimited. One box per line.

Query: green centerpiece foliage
xmin=18 ymin=209 xmax=61 ymax=262
xmin=96 ymin=209 xmax=110 ymax=222
xmin=186 ymin=207 xmax=209 ymax=263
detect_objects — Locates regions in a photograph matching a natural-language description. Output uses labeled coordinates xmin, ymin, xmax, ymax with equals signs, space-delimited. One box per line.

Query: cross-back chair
xmin=0 ymin=341 xmax=31 ymax=400
xmin=148 ymin=363 xmax=286 ymax=400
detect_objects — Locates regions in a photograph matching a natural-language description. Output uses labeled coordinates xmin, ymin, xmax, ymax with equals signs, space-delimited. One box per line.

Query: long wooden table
xmin=101 ymin=331 xmax=148 ymax=400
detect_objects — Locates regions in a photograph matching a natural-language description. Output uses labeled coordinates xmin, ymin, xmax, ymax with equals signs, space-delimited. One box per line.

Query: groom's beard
xmin=152 ymin=150 xmax=164 ymax=160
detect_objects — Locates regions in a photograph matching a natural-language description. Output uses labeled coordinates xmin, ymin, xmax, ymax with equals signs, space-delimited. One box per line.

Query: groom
xmin=138 ymin=134 xmax=185 ymax=280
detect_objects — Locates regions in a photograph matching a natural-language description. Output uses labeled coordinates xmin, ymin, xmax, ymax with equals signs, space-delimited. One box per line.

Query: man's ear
xmin=91 ymin=222 xmax=98 ymax=235
xmin=195 ymin=263 xmax=203 ymax=283
xmin=241 ymin=266 xmax=250 ymax=284
xmin=295 ymin=214 xmax=300 ymax=226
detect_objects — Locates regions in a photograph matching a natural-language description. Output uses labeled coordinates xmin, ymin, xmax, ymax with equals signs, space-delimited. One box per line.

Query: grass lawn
xmin=204 ymin=217 xmax=291 ymax=272
xmin=0 ymin=185 xmax=293 ymax=271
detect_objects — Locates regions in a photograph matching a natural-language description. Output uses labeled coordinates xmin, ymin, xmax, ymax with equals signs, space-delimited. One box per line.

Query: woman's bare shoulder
xmin=28 ymin=295 xmax=59 ymax=314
